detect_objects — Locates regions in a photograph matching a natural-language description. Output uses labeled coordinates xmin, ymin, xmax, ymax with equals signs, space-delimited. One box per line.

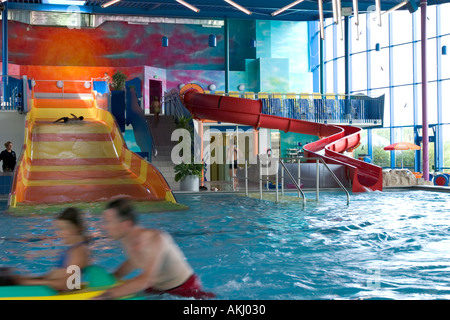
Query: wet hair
xmin=4 ymin=141 xmax=12 ymax=148
xmin=56 ymin=207 xmax=85 ymax=236
xmin=105 ymin=198 xmax=137 ymax=225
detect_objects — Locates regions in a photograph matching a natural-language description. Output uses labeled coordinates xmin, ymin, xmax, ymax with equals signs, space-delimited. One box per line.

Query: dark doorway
xmin=149 ymin=79 xmax=163 ymax=114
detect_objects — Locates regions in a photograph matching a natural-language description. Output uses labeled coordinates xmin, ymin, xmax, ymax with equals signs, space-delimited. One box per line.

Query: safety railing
xmin=32 ymin=79 xmax=94 ymax=99
xmin=164 ymin=88 xmax=192 ymax=120
xmin=205 ymin=91 xmax=384 ymax=128
xmin=278 ymin=160 xmax=306 ymax=205
xmin=0 ymin=75 xmax=24 ymax=111
xmin=237 ymin=155 xmax=350 ymax=206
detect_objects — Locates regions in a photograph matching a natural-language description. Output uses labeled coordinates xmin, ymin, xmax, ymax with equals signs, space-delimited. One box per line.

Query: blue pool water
xmin=1 ymin=190 xmax=450 ymax=300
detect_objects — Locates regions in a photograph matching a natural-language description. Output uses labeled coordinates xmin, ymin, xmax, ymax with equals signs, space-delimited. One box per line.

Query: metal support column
xmin=435 ymin=5 xmax=443 ymax=172
xmin=421 ymin=0 xmax=429 ymax=180
xmin=2 ymin=2 xmax=8 ymax=106
xmin=224 ymin=18 xmax=230 ymax=94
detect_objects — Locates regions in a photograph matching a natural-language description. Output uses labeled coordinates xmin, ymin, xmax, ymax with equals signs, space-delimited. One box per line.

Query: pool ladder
xmin=243 ymin=156 xmax=350 ymax=206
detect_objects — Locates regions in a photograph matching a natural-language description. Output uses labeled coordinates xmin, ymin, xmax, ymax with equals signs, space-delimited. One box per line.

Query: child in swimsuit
xmin=9 ymin=208 xmax=90 ymax=291
xmin=54 ymin=114 xmax=84 ymax=123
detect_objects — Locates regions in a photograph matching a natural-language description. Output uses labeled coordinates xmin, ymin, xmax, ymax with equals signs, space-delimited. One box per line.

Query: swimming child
xmin=5 ymin=208 xmax=89 ymax=291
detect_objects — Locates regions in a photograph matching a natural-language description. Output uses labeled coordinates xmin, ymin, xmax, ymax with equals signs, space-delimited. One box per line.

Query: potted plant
xmin=110 ymin=71 xmax=127 ymax=91
xmin=174 ymin=161 xmax=204 ymax=192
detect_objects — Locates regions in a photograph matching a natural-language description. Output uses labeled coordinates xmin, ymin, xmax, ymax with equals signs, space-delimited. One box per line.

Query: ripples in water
xmin=1 ymin=190 xmax=450 ymax=299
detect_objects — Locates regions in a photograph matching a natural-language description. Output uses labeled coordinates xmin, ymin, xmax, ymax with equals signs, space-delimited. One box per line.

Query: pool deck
xmin=1 ymin=185 xmax=448 ymax=205
xmin=384 ymin=185 xmax=450 ymax=193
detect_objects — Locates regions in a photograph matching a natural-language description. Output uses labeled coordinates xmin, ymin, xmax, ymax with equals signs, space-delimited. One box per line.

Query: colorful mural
xmin=3 ymin=18 xmax=313 ymax=107
xmin=6 ymin=20 xmax=225 ymax=70
xmin=229 ymin=19 xmax=256 ymax=72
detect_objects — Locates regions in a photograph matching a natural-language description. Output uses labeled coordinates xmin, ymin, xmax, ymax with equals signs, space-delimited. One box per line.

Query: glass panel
xmin=441 ymin=3 xmax=450 ymax=35
xmin=336 ymin=20 xmax=345 ymax=58
xmin=392 ymin=127 xmax=415 ymax=168
xmin=443 ymin=124 xmax=450 ymax=171
xmin=413 ymin=20 xmax=422 ymax=81
xmin=416 ymin=81 xmax=438 ymax=125
xmin=369 ymin=9 xmax=389 ymax=48
xmin=420 ymin=139 xmax=435 ymax=174
xmin=370 ymin=88 xmax=390 ymax=126
xmin=370 ymin=48 xmax=389 ymax=89
xmin=350 ymin=14 xmax=367 ymax=53
xmin=442 ymin=80 xmax=450 ymax=123
xmin=392 ymin=10 xmax=412 ymax=45
xmin=440 ymin=35 xmax=450 ymax=80
xmin=325 ymin=19 xmax=334 ymax=62
xmin=351 ymin=53 xmax=367 ymax=92
xmin=372 ymin=128 xmax=391 ymax=167
xmin=428 ymin=38 xmax=437 ymax=82
xmin=427 ymin=5 xmax=437 ymax=39
xmin=325 ymin=61 xmax=334 ymax=93
xmin=337 ymin=57 xmax=345 ymax=94
xmin=354 ymin=129 xmax=369 ymax=160
xmin=392 ymin=85 xmax=414 ymax=126
xmin=392 ymin=43 xmax=413 ymax=86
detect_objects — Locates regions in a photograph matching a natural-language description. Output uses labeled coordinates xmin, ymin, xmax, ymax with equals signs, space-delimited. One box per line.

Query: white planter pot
xmin=180 ymin=175 xmax=199 ymax=192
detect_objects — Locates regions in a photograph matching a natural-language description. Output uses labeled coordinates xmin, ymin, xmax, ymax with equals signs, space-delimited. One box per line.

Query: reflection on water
xmin=1 ymin=190 xmax=450 ymax=299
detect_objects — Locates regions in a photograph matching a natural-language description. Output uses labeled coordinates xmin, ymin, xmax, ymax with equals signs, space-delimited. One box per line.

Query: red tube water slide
xmin=181 ymin=86 xmax=382 ymax=192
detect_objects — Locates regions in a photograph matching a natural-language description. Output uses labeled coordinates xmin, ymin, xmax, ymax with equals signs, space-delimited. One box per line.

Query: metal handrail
xmin=318 ymin=157 xmax=350 ymax=205
xmin=280 ymin=156 xmax=350 ymax=205
xmin=278 ymin=160 xmax=306 ymax=206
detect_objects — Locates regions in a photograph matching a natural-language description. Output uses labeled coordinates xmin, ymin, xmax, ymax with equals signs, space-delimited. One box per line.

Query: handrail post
xmin=232 ymin=143 xmax=235 ymax=192
xmin=279 ymin=159 xmax=306 ymax=206
xmin=297 ymin=158 xmax=301 ymax=188
xmin=281 ymin=159 xmax=284 ymax=196
xmin=259 ymin=156 xmax=263 ymax=200
xmin=319 ymin=158 xmax=350 ymax=205
xmin=275 ymin=165 xmax=279 ymax=203
xmin=245 ymin=159 xmax=248 ymax=197
xmin=316 ymin=159 xmax=320 ymax=203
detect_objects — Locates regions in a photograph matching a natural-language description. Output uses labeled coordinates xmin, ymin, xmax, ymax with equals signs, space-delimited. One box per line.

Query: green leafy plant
xmin=174 ymin=162 xmax=204 ymax=182
xmin=175 ymin=116 xmax=194 ymax=134
xmin=110 ymin=71 xmax=127 ymax=91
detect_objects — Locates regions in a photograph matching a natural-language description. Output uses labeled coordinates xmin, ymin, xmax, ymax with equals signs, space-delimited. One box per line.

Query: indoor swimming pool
xmin=1 ymin=189 xmax=450 ymax=300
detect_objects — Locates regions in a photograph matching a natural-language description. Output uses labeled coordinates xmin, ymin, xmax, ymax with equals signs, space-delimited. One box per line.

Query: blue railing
xmin=164 ymin=88 xmax=192 ymax=119
xmin=92 ymin=80 xmax=111 ymax=112
xmin=125 ymin=78 xmax=156 ymax=161
xmin=0 ymin=75 xmax=24 ymax=111
xmin=260 ymin=93 xmax=385 ymax=127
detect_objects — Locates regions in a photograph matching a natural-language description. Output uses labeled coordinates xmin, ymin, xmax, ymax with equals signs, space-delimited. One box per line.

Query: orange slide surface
xmin=9 ymin=97 xmax=176 ymax=207
xmin=182 ymin=88 xmax=382 ymax=192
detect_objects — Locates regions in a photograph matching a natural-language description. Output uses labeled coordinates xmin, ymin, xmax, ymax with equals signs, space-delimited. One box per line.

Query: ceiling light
xmin=318 ymin=0 xmax=324 ymax=40
xmin=175 ymin=0 xmax=200 ymax=13
xmin=101 ymin=0 xmax=121 ymax=8
xmin=332 ymin=0 xmax=338 ymax=24
xmin=375 ymin=0 xmax=381 ymax=26
xmin=383 ymin=0 xmax=408 ymax=15
xmin=42 ymin=0 xmax=86 ymax=4
xmin=353 ymin=0 xmax=359 ymax=40
xmin=271 ymin=0 xmax=305 ymax=16
xmin=224 ymin=0 xmax=252 ymax=15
